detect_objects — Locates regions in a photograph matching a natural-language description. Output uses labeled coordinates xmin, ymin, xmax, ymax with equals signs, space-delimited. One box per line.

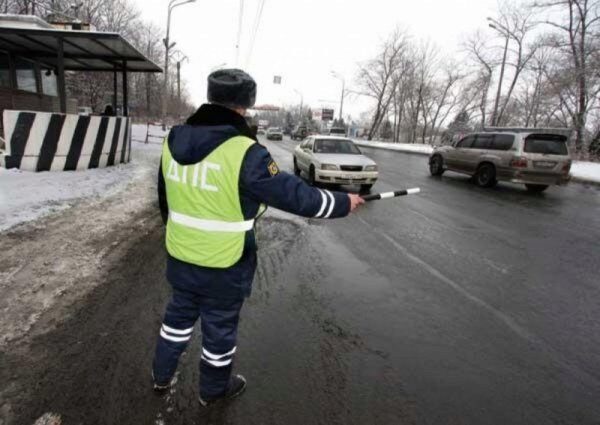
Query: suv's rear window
xmin=524 ymin=135 xmax=568 ymax=155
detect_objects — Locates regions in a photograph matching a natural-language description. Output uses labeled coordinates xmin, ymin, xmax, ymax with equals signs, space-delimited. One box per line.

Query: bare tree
xmin=492 ymin=4 xmax=539 ymax=125
xmin=425 ymin=63 xmax=464 ymax=143
xmin=357 ymin=28 xmax=409 ymax=140
xmin=535 ymin=0 xmax=600 ymax=150
xmin=390 ymin=56 xmax=413 ymax=142
xmin=402 ymin=40 xmax=439 ymax=143
xmin=463 ymin=30 xmax=495 ymax=127
xmin=517 ymin=45 xmax=555 ymax=126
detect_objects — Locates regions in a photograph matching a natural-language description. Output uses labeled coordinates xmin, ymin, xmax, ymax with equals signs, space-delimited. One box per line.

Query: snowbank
xmin=130 ymin=122 xmax=169 ymax=144
xmin=353 ymin=139 xmax=600 ymax=185
xmin=0 ymin=135 xmax=162 ymax=231
xmin=570 ymin=161 xmax=600 ymax=184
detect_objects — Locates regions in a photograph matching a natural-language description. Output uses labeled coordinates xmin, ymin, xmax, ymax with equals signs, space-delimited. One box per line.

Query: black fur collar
xmin=185 ymin=103 xmax=257 ymax=142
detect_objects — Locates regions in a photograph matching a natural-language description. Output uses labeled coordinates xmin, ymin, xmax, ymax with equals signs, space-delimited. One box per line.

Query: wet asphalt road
xmin=4 ymin=136 xmax=600 ymax=425
xmin=264 ymin=136 xmax=600 ymax=424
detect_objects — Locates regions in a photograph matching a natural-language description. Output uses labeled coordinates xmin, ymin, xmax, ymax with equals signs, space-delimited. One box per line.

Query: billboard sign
xmin=321 ymin=108 xmax=334 ymax=121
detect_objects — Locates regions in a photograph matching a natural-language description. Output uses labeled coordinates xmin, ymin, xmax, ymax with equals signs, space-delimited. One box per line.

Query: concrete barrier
xmin=1 ymin=110 xmax=131 ymax=171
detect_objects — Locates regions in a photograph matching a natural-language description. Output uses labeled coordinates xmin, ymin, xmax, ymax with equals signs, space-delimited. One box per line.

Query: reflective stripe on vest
xmin=169 ymin=210 xmax=254 ymax=232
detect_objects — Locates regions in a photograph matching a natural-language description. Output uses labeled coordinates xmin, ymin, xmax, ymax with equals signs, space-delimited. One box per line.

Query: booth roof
xmin=0 ymin=25 xmax=162 ymax=73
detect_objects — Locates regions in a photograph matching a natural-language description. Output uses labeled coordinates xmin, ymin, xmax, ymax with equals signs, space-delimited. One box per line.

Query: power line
xmin=234 ymin=0 xmax=244 ymax=66
xmin=245 ymin=0 xmax=266 ymax=68
xmin=245 ymin=0 xmax=263 ymax=66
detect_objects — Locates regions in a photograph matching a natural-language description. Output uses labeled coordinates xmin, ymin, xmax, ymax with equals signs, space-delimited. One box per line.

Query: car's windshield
xmin=524 ymin=135 xmax=568 ymax=155
xmin=314 ymin=139 xmax=361 ymax=154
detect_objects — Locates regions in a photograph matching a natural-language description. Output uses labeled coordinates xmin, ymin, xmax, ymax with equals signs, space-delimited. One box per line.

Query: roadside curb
xmin=569 ymin=177 xmax=600 ymax=187
xmin=353 ymin=141 xmax=600 ymax=187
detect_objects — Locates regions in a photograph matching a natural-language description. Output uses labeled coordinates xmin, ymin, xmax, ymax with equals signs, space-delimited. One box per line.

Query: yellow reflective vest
xmin=162 ymin=135 xmax=263 ymax=268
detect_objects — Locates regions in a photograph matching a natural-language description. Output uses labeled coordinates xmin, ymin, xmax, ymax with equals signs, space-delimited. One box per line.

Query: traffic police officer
xmin=152 ymin=69 xmax=364 ymax=406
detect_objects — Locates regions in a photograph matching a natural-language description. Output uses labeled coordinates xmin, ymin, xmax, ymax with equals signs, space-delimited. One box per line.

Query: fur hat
xmin=207 ymin=69 xmax=257 ymax=108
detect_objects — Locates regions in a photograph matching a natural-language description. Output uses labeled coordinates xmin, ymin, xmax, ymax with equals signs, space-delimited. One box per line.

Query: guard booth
xmin=0 ymin=15 xmax=162 ymax=171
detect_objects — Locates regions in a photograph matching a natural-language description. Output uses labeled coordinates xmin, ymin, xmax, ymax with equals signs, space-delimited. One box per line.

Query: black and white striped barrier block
xmin=1 ymin=110 xmax=131 ymax=172
xmin=361 ymin=188 xmax=421 ymax=202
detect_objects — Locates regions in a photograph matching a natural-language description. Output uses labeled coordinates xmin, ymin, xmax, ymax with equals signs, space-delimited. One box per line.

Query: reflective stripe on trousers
xmin=152 ymin=287 xmax=244 ymax=399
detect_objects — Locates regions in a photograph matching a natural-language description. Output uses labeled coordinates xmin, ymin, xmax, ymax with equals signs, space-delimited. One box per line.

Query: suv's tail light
xmin=510 ymin=157 xmax=528 ymax=168
xmin=562 ymin=161 xmax=572 ymax=174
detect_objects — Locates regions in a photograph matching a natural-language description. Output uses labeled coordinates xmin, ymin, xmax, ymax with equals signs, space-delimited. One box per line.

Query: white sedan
xmin=293 ymin=136 xmax=378 ymax=192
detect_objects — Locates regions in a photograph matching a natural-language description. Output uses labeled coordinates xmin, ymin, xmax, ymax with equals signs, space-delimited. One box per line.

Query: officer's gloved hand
xmin=348 ymin=194 xmax=365 ymax=212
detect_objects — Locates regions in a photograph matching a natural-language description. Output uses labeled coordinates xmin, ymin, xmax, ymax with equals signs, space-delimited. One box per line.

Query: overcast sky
xmin=131 ymin=0 xmax=500 ymax=119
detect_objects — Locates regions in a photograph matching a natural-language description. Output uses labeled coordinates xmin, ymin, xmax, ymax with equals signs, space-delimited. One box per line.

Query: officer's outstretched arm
xmin=240 ymin=145 xmax=351 ymax=218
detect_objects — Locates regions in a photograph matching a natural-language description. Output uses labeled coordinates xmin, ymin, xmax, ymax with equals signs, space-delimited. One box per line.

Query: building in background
xmin=0 ymin=14 xmax=162 ymax=171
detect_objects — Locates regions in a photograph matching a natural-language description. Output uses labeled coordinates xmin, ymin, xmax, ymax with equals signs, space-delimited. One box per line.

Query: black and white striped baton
xmin=361 ymin=188 xmax=420 ymax=202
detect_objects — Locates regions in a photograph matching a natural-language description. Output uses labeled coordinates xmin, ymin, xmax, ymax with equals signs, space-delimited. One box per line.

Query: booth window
xmin=15 ymin=57 xmax=37 ymax=93
xmin=0 ymin=52 xmax=10 ymax=88
xmin=42 ymin=68 xmax=58 ymax=96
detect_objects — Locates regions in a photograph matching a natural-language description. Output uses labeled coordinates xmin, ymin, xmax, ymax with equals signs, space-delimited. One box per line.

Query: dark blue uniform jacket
xmin=158 ymin=104 xmax=350 ymax=299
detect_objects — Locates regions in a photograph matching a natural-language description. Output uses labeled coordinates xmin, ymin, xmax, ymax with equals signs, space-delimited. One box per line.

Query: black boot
xmin=198 ymin=374 xmax=247 ymax=406
xmin=152 ymin=371 xmax=173 ymax=394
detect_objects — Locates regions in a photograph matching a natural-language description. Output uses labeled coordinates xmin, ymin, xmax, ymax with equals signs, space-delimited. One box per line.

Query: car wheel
xmin=293 ymin=158 xmax=301 ymax=176
xmin=429 ymin=155 xmax=445 ymax=176
xmin=360 ymin=184 xmax=373 ymax=193
xmin=525 ymin=184 xmax=549 ymax=193
xmin=308 ymin=165 xmax=316 ymax=186
xmin=475 ymin=163 xmax=497 ymax=188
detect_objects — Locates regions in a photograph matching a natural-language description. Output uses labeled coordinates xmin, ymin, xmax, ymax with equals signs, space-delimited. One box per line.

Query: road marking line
xmin=356 ymin=216 xmax=534 ymax=343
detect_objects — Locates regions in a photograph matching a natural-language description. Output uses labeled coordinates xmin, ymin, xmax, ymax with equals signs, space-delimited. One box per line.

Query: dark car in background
xmin=328 ymin=127 xmax=346 ymax=136
xmin=291 ymin=125 xmax=308 ymax=140
xmin=266 ymin=127 xmax=283 ymax=141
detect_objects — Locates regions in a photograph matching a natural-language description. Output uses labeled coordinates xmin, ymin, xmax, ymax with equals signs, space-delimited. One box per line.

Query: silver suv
xmin=429 ymin=130 xmax=572 ymax=192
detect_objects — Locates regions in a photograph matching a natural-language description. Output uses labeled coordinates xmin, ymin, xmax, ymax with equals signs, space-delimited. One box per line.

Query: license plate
xmin=344 ymin=174 xmax=363 ymax=179
xmin=534 ymin=161 xmax=557 ymax=169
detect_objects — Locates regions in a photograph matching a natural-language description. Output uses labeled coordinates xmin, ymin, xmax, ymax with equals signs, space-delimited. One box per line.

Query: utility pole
xmin=331 ymin=71 xmax=346 ymax=122
xmin=162 ymin=0 xmax=196 ymax=129
xmin=174 ymin=53 xmax=188 ymax=117
xmin=294 ymin=89 xmax=303 ymax=123
xmin=177 ymin=61 xmax=181 ymax=103
xmin=487 ymin=18 xmax=511 ymax=127
xmin=339 ymin=78 xmax=345 ymax=121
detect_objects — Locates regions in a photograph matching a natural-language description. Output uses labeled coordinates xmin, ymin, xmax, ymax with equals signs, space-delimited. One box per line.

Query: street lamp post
xmin=162 ymin=0 xmax=196 ymax=128
xmin=174 ymin=53 xmax=188 ymax=117
xmin=294 ymin=89 xmax=304 ymax=116
xmin=487 ymin=18 xmax=510 ymax=127
xmin=331 ymin=71 xmax=345 ymax=122
xmin=293 ymin=89 xmax=303 ymax=121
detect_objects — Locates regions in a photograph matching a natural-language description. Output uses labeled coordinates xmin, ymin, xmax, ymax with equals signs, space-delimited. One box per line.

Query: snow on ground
xmin=0 ymin=124 xmax=165 ymax=231
xmin=570 ymin=161 xmax=600 ymax=184
xmin=130 ymin=122 xmax=168 ymax=144
xmin=353 ymin=140 xmax=434 ymax=155
xmin=353 ymin=139 xmax=600 ymax=184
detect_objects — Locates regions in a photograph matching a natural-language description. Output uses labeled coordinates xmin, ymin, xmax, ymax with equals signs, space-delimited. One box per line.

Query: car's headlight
xmin=321 ymin=164 xmax=339 ymax=171
xmin=364 ymin=165 xmax=378 ymax=171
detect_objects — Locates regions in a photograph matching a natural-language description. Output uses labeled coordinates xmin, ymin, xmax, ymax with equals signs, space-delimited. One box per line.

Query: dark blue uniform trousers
xmin=152 ymin=285 xmax=244 ymax=398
